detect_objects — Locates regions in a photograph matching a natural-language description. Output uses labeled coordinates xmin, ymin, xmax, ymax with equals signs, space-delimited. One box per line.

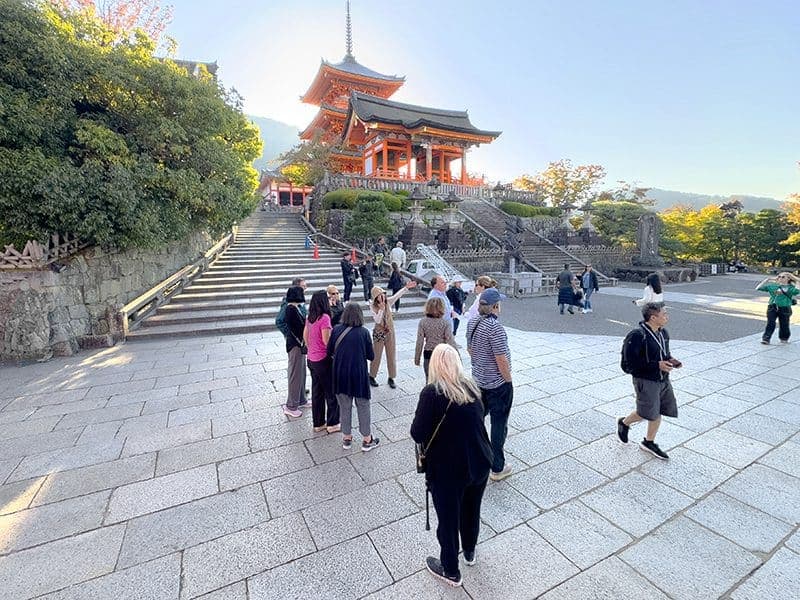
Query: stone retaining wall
xmin=0 ymin=232 xmax=212 ymax=361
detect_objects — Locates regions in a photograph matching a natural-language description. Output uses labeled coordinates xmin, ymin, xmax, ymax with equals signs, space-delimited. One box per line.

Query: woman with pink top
xmin=304 ymin=290 xmax=340 ymax=433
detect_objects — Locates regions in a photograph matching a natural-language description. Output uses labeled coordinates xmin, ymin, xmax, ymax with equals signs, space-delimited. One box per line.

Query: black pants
xmin=307 ymin=357 xmax=339 ymax=427
xmin=343 ymin=278 xmax=353 ymax=302
xmin=363 ymin=279 xmax=373 ymax=301
xmin=764 ymin=304 xmax=792 ymax=342
xmin=429 ymin=476 xmax=488 ymax=577
xmin=452 ymin=313 xmax=461 ymax=335
xmin=482 ymin=382 xmax=513 ymax=473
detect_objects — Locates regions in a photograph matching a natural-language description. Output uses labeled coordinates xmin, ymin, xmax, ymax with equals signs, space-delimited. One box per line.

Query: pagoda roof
xmin=345 ymin=91 xmax=502 ymax=139
xmin=325 ymin=55 xmax=404 ymax=82
xmin=301 ymin=55 xmax=404 ymax=105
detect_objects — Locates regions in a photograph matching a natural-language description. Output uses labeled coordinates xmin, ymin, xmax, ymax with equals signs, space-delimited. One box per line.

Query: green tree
xmin=747 ymin=209 xmax=797 ymax=266
xmin=514 ymin=159 xmax=606 ymax=208
xmin=590 ymin=200 xmax=650 ymax=246
xmin=278 ymin=133 xmax=335 ymax=186
xmin=344 ymin=194 xmax=394 ymax=248
xmin=0 ymin=1 xmax=261 ymax=249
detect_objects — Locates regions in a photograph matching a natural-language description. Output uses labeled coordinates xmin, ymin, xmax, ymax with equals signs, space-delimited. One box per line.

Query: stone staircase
xmin=127 ymin=212 xmax=426 ymax=340
xmin=459 ymin=198 xmax=615 ymax=284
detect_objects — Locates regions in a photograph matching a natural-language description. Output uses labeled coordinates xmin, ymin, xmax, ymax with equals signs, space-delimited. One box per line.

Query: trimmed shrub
xmin=500 ymin=202 xmax=561 ymax=218
xmin=322 ymin=189 xmax=409 ymax=211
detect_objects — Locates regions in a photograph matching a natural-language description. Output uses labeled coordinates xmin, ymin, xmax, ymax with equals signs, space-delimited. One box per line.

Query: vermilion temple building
xmin=300 ymin=6 xmax=500 ymax=185
xmin=262 ymin=2 xmax=501 ymax=207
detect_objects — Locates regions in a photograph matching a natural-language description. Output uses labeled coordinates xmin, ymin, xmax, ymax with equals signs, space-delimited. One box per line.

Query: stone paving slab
xmin=117 ymin=484 xmax=269 ymax=569
xmin=37 ymin=553 xmax=181 ymax=600
xmin=620 ymin=517 xmax=761 ymax=599
xmin=1 ymin=313 xmax=799 ymax=599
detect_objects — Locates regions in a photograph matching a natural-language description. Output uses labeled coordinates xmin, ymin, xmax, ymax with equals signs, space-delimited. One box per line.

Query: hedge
xmin=499 ymin=201 xmax=561 ymax=218
xmin=322 ymin=189 xmax=410 ymax=211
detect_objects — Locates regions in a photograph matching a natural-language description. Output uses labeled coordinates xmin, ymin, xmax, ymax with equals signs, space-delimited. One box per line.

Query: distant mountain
xmin=247 ymin=116 xmax=299 ymax=172
xmin=646 ymin=188 xmax=784 ymax=213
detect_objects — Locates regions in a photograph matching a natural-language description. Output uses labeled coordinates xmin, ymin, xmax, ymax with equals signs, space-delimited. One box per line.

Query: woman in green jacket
xmin=757 ymin=272 xmax=800 ymax=344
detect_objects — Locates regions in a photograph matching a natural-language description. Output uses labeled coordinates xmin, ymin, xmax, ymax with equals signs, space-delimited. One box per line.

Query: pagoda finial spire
xmin=345 ymin=0 xmax=354 ymax=60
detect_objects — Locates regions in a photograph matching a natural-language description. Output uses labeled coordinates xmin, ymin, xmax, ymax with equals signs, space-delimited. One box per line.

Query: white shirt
xmin=635 ymin=286 xmax=664 ymax=306
xmin=389 ymin=246 xmax=406 ymax=269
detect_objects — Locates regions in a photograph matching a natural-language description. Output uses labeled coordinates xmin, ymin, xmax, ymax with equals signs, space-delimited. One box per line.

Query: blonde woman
xmin=410 ymin=344 xmax=493 ymax=587
xmin=414 ymin=297 xmax=457 ymax=377
xmin=464 ymin=275 xmax=498 ymax=322
xmin=369 ymin=280 xmax=417 ymax=388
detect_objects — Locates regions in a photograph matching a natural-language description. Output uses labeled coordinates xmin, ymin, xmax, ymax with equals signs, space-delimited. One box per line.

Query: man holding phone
xmin=617 ymin=303 xmax=681 ymax=460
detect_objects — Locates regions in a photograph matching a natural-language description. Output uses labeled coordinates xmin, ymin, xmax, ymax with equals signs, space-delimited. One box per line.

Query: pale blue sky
xmin=165 ymin=0 xmax=799 ymax=200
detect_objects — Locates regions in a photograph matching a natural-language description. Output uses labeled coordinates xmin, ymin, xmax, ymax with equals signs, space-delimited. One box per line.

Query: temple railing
xmin=0 ymin=234 xmax=88 ymax=270
xmin=118 ymin=226 xmax=237 ymax=337
xmin=324 ymin=172 xmax=492 ymax=199
xmin=492 ymin=188 xmax=544 ymax=205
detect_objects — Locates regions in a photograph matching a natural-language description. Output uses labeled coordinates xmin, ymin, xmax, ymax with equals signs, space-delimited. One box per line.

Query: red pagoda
xmin=300 ymin=1 xmax=500 ymax=184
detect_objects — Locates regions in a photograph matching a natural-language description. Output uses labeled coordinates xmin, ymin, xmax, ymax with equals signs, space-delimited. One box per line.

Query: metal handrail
xmin=119 ymin=229 xmax=234 ymax=337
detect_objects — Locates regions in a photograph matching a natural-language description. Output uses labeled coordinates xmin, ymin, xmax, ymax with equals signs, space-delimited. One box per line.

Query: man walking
xmin=466 ymin=288 xmax=513 ymax=481
xmin=557 ymin=263 xmax=574 ymax=315
xmin=617 ymin=302 xmax=681 ymax=460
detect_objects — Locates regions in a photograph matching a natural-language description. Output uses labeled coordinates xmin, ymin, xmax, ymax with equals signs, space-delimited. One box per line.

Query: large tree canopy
xmin=514 ymin=159 xmax=606 ymax=208
xmin=0 ymin=0 xmax=261 ymax=250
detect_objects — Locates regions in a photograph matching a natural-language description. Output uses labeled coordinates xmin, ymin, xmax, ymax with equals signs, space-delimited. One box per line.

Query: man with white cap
xmin=466 ymin=288 xmax=513 ymax=481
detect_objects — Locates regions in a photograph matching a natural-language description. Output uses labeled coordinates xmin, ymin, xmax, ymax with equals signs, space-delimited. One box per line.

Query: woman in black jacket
xmin=410 ymin=344 xmax=493 ymax=588
xmin=327 ymin=302 xmax=379 ymax=451
xmin=283 ymin=286 xmax=307 ymax=419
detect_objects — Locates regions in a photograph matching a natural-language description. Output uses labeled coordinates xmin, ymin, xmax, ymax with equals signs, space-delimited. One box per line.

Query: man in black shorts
xmin=617 ymin=303 xmax=681 ymax=460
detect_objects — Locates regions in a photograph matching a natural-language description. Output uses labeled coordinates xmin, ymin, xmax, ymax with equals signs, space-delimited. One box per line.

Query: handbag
xmin=415 ymin=400 xmax=453 ymax=474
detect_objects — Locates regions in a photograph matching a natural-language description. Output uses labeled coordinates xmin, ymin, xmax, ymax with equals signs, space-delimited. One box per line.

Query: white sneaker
xmin=489 ymin=465 xmax=512 ymax=481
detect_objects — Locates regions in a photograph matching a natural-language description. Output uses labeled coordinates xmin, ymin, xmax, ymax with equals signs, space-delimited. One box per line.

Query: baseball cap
xmin=479 ymin=288 xmax=507 ymax=305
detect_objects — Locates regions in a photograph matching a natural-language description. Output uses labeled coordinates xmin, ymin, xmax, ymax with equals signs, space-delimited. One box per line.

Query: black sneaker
xmin=425 ymin=556 xmax=462 ymax=587
xmin=342 ymin=437 xmax=352 ymax=450
xmin=761 ymin=339 xmax=770 ymax=345
xmin=387 ymin=378 xmax=396 ymax=389
xmin=616 ymin=417 xmax=630 ymax=444
xmin=463 ymin=549 xmax=476 ymax=566
xmin=369 ymin=376 xmax=379 ymax=387
xmin=640 ymin=438 xmax=669 ymax=460
xmin=361 ymin=436 xmax=380 ymax=452
xmin=568 ymin=307 xmax=575 ymax=314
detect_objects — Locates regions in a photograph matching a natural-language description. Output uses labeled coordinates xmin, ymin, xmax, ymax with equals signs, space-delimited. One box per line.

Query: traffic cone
xmin=313 ymin=244 xmax=319 ymax=259
xmin=351 ymin=247 xmax=357 ymax=263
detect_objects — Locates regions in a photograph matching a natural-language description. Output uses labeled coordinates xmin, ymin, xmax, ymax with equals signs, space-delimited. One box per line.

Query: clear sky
xmin=165 ymin=0 xmax=799 ymax=200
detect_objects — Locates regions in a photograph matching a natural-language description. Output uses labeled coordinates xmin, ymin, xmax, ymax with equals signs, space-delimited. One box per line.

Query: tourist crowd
xmin=274 ymin=259 xmax=800 ymax=588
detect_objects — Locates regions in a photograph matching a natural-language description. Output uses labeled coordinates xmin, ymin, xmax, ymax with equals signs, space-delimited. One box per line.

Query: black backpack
xmin=620 ymin=328 xmax=646 ymax=374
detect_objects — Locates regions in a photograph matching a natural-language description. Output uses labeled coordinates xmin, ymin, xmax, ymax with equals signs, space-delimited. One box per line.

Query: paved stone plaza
xmin=1 ymin=296 xmax=799 ymax=599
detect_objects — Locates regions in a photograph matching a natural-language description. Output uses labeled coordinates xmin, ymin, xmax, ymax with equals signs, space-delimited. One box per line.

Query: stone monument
xmin=635 ymin=212 xmax=664 ymax=266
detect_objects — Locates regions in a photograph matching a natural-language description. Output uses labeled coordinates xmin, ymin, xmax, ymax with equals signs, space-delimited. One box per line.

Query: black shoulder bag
xmin=415 ymin=399 xmax=453 ymax=530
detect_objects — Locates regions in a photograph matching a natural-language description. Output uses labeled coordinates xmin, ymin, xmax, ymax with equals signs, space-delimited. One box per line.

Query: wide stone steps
xmin=127 ymin=211 xmax=427 ymax=340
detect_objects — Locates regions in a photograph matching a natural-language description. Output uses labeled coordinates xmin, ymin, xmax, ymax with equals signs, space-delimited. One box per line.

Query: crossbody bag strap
xmin=467 ymin=315 xmax=487 ymax=348
xmin=333 ymin=327 xmax=353 ymax=356
xmin=423 ymin=400 xmax=453 ymax=454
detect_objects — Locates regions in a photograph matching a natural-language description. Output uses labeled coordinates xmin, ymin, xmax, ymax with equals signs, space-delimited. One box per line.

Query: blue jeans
xmin=583 ymin=288 xmax=594 ymax=310
xmin=481 ymin=382 xmax=513 ymax=473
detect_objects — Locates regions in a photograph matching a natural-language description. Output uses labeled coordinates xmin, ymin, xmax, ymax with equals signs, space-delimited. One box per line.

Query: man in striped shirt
xmin=466 ymin=288 xmax=513 ymax=481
